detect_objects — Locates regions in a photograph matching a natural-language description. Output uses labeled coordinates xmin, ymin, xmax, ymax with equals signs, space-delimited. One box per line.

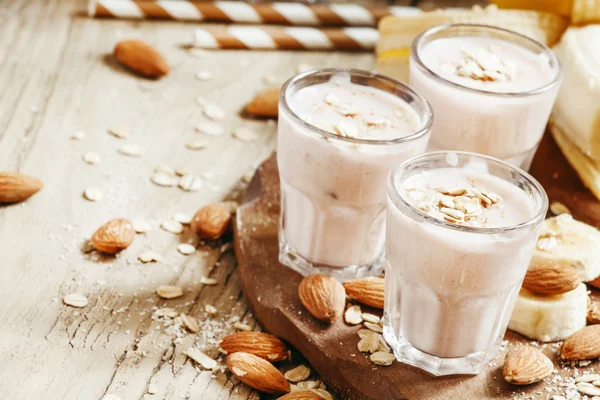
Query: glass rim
xmin=387 ymin=150 xmax=549 ymax=235
xmin=411 ymin=23 xmax=563 ymax=98
xmin=279 ymin=68 xmax=434 ymax=146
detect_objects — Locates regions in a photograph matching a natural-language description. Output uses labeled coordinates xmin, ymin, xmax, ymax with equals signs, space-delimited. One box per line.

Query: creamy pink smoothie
xmin=410 ymin=26 xmax=561 ymax=170
xmin=277 ymin=70 xmax=431 ymax=278
xmin=384 ymin=152 xmax=546 ymax=375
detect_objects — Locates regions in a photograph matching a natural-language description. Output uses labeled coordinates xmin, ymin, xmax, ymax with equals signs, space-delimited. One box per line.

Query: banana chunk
xmin=532 ymin=214 xmax=600 ymax=282
xmin=509 ymin=283 xmax=587 ymax=342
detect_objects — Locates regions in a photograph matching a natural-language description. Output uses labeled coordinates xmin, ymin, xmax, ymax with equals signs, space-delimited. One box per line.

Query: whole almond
xmin=90 ymin=218 xmax=135 ymax=254
xmin=298 ymin=275 xmax=345 ymax=323
xmin=0 ymin=172 xmax=43 ymax=204
xmin=191 ymin=203 xmax=231 ymax=240
xmin=114 ymin=40 xmax=169 ymax=79
xmin=277 ymin=391 xmax=322 ymax=400
xmin=220 ymin=332 xmax=287 ymax=362
xmin=561 ymin=325 xmax=600 ymax=360
xmin=246 ymin=88 xmax=279 ymax=118
xmin=503 ymin=346 xmax=553 ymax=385
xmin=343 ymin=277 xmax=385 ymax=309
xmin=226 ymin=352 xmax=290 ymax=394
xmin=522 ymin=261 xmax=580 ymax=295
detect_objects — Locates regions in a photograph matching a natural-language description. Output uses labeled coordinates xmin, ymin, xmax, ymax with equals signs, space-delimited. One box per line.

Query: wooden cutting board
xmin=233 ymin=133 xmax=600 ymax=400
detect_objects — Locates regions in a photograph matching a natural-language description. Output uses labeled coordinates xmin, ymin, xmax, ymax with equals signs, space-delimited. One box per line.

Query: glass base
xmin=279 ymin=239 xmax=384 ymax=282
xmin=382 ymin=318 xmax=500 ymax=376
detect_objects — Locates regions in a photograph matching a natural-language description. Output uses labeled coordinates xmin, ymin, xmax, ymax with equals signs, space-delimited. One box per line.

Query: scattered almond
xmin=191 ymin=204 xmax=231 ymax=240
xmin=277 ymin=390 xmax=322 ymax=400
xmin=219 ymin=332 xmax=287 ymax=362
xmin=246 ymin=88 xmax=279 ymax=118
xmin=503 ymin=346 xmax=553 ymax=385
xmin=180 ymin=313 xmax=199 ymax=333
xmin=561 ymin=325 xmax=600 ymax=360
xmin=343 ymin=277 xmax=385 ymax=309
xmin=156 ymin=285 xmax=183 ymax=299
xmin=226 ymin=352 xmax=290 ymax=394
xmin=0 ymin=172 xmax=43 ymax=204
xmin=298 ymin=275 xmax=345 ymax=323
xmin=114 ymin=39 xmax=169 ymax=79
xmin=90 ymin=218 xmax=135 ymax=254
xmin=63 ymin=293 xmax=89 ymax=308
xmin=522 ymin=261 xmax=580 ymax=295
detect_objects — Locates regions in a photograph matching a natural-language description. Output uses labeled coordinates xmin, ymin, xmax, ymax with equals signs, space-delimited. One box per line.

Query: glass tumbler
xmin=383 ymin=151 xmax=548 ymax=375
xmin=277 ymin=68 xmax=433 ymax=281
xmin=410 ymin=24 xmax=562 ymax=170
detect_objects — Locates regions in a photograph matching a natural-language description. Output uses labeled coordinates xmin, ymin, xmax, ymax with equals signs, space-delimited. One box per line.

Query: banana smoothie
xmin=277 ymin=69 xmax=432 ymax=280
xmin=410 ymin=24 xmax=562 ymax=170
xmin=384 ymin=152 xmax=548 ymax=375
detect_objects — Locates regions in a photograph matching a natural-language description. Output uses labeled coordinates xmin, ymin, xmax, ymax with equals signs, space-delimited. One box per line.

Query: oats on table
xmin=285 ymin=365 xmax=311 ymax=383
xmin=161 ymin=220 xmax=184 ymax=234
xmin=156 ymin=285 xmax=183 ymax=299
xmin=177 ymin=243 xmax=196 ymax=255
xmin=118 ymin=143 xmax=145 ymax=157
xmin=234 ymin=322 xmax=252 ymax=331
xmin=178 ymin=174 xmax=203 ymax=192
xmin=71 ymin=131 xmax=85 ymax=140
xmin=232 ymin=127 xmax=258 ymax=142
xmin=107 ymin=128 xmax=129 ymax=139
xmin=83 ymin=152 xmax=100 ymax=165
xmin=151 ymin=172 xmax=178 ymax=187
xmin=364 ymin=321 xmax=382 ymax=333
xmin=196 ymin=121 xmax=224 ymax=136
xmin=361 ymin=313 xmax=380 ymax=324
xmin=138 ymin=250 xmax=162 ymax=263
xmin=370 ymin=351 xmax=395 ymax=366
xmin=195 ymin=71 xmax=212 ymax=81
xmin=83 ymin=187 xmax=103 ymax=202
xmin=200 ymin=276 xmax=217 ymax=285
xmin=550 ymin=201 xmax=571 ymax=216
xmin=185 ymin=347 xmax=217 ymax=370
xmin=173 ymin=212 xmax=192 ymax=225
xmin=154 ymin=165 xmax=175 ymax=175
xmin=344 ymin=305 xmax=363 ymax=325
xmin=203 ymin=103 xmax=225 ymax=121
xmin=205 ymin=304 xmax=217 ymax=315
xmin=131 ymin=217 xmax=152 ymax=233
xmin=63 ymin=293 xmax=89 ymax=308
xmin=180 ymin=313 xmax=199 ymax=333
xmin=185 ymin=139 xmax=208 ymax=150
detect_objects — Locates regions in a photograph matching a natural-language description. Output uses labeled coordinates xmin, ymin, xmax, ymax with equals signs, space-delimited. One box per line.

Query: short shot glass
xmin=277 ymin=68 xmax=433 ymax=281
xmin=410 ymin=24 xmax=562 ymax=170
xmin=383 ymin=151 xmax=548 ymax=375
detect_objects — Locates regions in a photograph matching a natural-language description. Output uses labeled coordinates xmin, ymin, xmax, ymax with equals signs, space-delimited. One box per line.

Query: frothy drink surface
xmin=386 ymin=165 xmax=539 ymax=358
xmin=278 ymin=73 xmax=428 ymax=269
xmin=419 ymin=36 xmax=554 ymax=93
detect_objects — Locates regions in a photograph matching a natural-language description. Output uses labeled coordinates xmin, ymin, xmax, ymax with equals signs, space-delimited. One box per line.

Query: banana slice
xmin=552 ymin=26 xmax=600 ymax=162
xmin=509 ymin=283 xmax=587 ymax=342
xmin=533 ymin=214 xmax=600 ymax=282
xmin=376 ymin=5 xmax=568 ymax=81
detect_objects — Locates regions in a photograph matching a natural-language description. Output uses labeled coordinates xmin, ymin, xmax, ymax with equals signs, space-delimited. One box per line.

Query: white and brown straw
xmin=192 ymin=25 xmax=378 ymax=50
xmin=89 ymin=0 xmax=421 ymax=26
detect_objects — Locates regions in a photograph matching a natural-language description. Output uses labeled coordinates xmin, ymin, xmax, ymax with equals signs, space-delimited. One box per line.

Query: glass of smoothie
xmin=383 ymin=151 xmax=548 ymax=376
xmin=410 ymin=24 xmax=562 ymax=170
xmin=277 ymin=69 xmax=433 ymax=280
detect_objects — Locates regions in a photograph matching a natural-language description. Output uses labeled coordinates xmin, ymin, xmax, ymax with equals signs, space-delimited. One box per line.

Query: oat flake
xmin=180 ymin=313 xmax=199 ymax=333
xmin=196 ymin=122 xmax=224 ymax=136
xmin=156 ymin=285 xmax=183 ymax=299
xmin=161 ymin=220 xmax=184 ymax=234
xmin=185 ymin=347 xmax=217 ymax=370
xmin=131 ymin=218 xmax=151 ymax=233
xmin=205 ymin=304 xmax=217 ymax=315
xmin=232 ymin=127 xmax=258 ymax=142
xmin=118 ymin=144 xmax=145 ymax=157
xmin=108 ymin=128 xmax=129 ymax=139
xmin=71 ymin=131 xmax=85 ymax=140
xmin=151 ymin=172 xmax=178 ymax=187
xmin=155 ymin=165 xmax=175 ymax=175
xmin=344 ymin=305 xmax=363 ymax=325
xmin=83 ymin=187 xmax=103 ymax=202
xmin=83 ymin=152 xmax=100 ymax=165
xmin=203 ymin=104 xmax=225 ymax=121
xmin=185 ymin=139 xmax=208 ymax=150
xmin=138 ymin=250 xmax=162 ymax=263
xmin=370 ymin=351 xmax=395 ymax=366
xmin=195 ymin=71 xmax=212 ymax=81
xmin=234 ymin=322 xmax=251 ymax=331
xmin=285 ymin=365 xmax=311 ymax=383
xmin=178 ymin=175 xmax=203 ymax=192
xmin=63 ymin=293 xmax=89 ymax=308
xmin=173 ymin=212 xmax=192 ymax=225
xmin=200 ymin=276 xmax=217 ymax=285
xmin=177 ymin=243 xmax=196 ymax=255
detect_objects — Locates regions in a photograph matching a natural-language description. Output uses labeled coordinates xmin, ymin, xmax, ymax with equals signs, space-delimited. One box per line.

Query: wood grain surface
xmin=0 ymin=0 xmax=375 ymax=399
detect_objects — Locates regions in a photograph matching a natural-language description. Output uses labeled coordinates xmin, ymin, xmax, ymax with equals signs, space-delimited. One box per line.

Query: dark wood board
xmin=233 ymin=132 xmax=600 ymax=400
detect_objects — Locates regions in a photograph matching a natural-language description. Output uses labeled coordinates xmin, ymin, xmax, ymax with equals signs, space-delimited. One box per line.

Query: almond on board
xmin=191 ymin=203 xmax=231 ymax=240
xmin=220 ymin=332 xmax=287 ymax=362
xmin=298 ymin=274 xmax=345 ymax=324
xmin=503 ymin=346 xmax=553 ymax=385
xmin=561 ymin=325 xmax=600 ymax=360
xmin=226 ymin=352 xmax=290 ymax=394
xmin=343 ymin=277 xmax=385 ymax=309
xmin=114 ymin=39 xmax=169 ymax=79
xmin=0 ymin=172 xmax=43 ymax=204
xmin=90 ymin=218 xmax=135 ymax=254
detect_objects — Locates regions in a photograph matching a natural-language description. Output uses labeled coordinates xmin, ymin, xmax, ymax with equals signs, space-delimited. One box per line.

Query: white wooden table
xmin=0 ymin=0 xmax=374 ymax=398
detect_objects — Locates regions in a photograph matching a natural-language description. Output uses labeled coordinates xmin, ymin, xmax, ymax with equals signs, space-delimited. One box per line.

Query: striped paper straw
xmin=89 ymin=0 xmax=421 ymax=26
xmin=192 ymin=26 xmax=378 ymax=51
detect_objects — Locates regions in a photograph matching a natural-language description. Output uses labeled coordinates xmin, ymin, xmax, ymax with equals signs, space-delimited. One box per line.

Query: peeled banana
xmin=532 ymin=214 xmax=600 ymax=282
xmin=509 ymin=283 xmax=587 ymax=342
xmin=376 ymin=5 xmax=569 ymax=81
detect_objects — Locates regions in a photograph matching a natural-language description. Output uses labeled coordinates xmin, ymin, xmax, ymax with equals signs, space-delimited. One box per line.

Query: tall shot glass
xmin=277 ymin=69 xmax=433 ymax=281
xmin=383 ymin=151 xmax=548 ymax=375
